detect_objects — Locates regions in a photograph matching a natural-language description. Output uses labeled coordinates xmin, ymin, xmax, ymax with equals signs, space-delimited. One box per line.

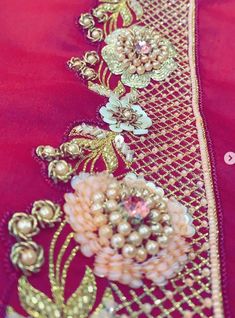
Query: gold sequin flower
xmin=99 ymin=93 xmax=152 ymax=135
xmin=64 ymin=172 xmax=195 ymax=288
xmin=102 ymin=26 xmax=177 ymax=88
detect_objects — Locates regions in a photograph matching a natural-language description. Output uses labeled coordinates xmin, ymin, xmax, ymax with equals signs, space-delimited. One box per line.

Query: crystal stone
xmin=123 ymin=196 xmax=150 ymax=219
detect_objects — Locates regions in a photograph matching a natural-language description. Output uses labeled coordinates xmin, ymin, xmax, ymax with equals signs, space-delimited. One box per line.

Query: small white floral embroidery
xmin=99 ymin=93 xmax=152 ymax=135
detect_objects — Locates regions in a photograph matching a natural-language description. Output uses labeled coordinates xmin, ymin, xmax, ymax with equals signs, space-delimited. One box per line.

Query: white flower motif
xmin=99 ymin=93 xmax=152 ymax=135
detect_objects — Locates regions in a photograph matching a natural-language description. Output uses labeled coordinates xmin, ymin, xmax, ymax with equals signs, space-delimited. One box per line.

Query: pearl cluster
xmin=67 ymin=51 xmax=100 ymax=81
xmin=116 ymin=28 xmax=170 ymax=75
xmin=90 ymin=180 xmax=173 ymax=263
xmin=9 ymin=200 xmax=62 ymax=274
xmin=37 ymin=124 xmax=134 ymax=183
xmin=78 ymin=13 xmax=104 ymax=42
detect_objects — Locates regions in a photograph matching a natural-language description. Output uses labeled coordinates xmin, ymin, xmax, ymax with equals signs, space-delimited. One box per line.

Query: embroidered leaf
xmin=18 ymin=276 xmax=59 ymax=318
xmin=73 ymin=138 xmax=102 ymax=150
xmin=65 ymin=267 xmax=97 ymax=318
xmin=88 ymin=81 xmax=112 ymax=97
xmin=6 ymin=306 xmax=27 ymax=318
xmin=119 ymin=3 xmax=132 ymax=26
xmin=96 ymin=3 xmax=118 ymax=13
xmin=102 ymin=142 xmax=118 ymax=173
xmin=90 ymin=288 xmax=114 ymax=318
xmin=128 ymin=0 xmax=144 ymax=19
xmin=114 ymin=81 xmax=126 ymax=96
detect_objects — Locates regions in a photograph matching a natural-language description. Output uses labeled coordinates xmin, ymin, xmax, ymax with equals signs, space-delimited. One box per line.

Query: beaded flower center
xmin=112 ymin=106 xmax=139 ymax=126
xmin=116 ymin=27 xmax=170 ymax=75
xmin=90 ymin=180 xmax=174 ymax=263
xmin=135 ymin=40 xmax=152 ymax=54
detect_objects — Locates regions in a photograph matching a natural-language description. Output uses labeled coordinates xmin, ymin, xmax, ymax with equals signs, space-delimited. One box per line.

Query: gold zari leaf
xmin=65 ymin=267 xmax=97 ymax=318
xmin=18 ymin=276 xmax=59 ymax=318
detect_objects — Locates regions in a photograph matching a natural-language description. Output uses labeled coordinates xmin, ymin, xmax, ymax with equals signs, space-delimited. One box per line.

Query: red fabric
xmin=0 ymin=0 xmax=234 ymax=316
xmin=197 ymin=1 xmax=235 ymax=316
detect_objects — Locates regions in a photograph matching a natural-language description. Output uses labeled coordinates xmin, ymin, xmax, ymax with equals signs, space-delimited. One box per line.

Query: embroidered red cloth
xmin=0 ymin=0 xmax=234 ymax=316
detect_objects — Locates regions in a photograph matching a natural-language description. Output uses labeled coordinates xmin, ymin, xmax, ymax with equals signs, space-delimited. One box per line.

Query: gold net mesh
xmin=113 ymin=0 xmax=213 ymax=317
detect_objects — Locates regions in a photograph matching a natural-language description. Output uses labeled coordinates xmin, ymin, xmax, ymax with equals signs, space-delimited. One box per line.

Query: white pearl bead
xmin=94 ymin=214 xmax=107 ymax=227
xmin=55 ymin=161 xmax=69 ymax=176
xmin=158 ymin=235 xmax=168 ymax=246
xmin=105 ymin=200 xmax=118 ymax=212
xmin=138 ymin=225 xmax=151 ymax=239
xmin=111 ymin=234 xmax=125 ymax=249
xmin=39 ymin=206 xmax=54 ymax=220
xmin=146 ymin=240 xmax=159 ymax=255
xmin=150 ymin=209 xmax=160 ymax=222
xmin=91 ymin=203 xmax=103 ymax=214
xmin=99 ymin=225 xmax=113 ymax=239
xmin=109 ymin=211 xmax=122 ymax=225
xmin=122 ymin=244 xmax=136 ymax=258
xmin=128 ymin=231 xmax=142 ymax=246
xmin=20 ymin=249 xmax=37 ymax=266
xmin=17 ymin=219 xmax=33 ymax=234
xmin=135 ymin=247 xmax=147 ymax=262
xmin=106 ymin=188 xmax=119 ymax=200
xmin=117 ymin=221 xmax=131 ymax=236
xmin=93 ymin=192 xmax=105 ymax=203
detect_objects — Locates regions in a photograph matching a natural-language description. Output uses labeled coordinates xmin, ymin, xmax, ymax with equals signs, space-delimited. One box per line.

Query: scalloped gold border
xmin=189 ymin=1 xmax=224 ymax=317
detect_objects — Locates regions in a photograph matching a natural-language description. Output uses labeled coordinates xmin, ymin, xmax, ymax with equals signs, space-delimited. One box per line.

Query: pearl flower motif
xmin=102 ymin=25 xmax=177 ymax=88
xmin=64 ymin=172 xmax=195 ymax=288
xmin=99 ymin=93 xmax=152 ymax=135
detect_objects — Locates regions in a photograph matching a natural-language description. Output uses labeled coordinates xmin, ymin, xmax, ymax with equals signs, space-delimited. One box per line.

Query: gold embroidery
xmin=9 ymin=213 xmax=39 ymax=240
xmin=36 ymin=123 xmax=133 ymax=183
xmin=32 ymin=200 xmax=62 ymax=228
xmin=9 ymin=200 xmax=62 ymax=274
xmin=101 ymin=26 xmax=177 ymax=88
xmin=11 ymin=241 xmax=44 ymax=275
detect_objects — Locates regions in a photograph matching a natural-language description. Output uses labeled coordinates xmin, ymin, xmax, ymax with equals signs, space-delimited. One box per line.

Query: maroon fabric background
xmin=0 ymin=0 xmax=234 ymax=316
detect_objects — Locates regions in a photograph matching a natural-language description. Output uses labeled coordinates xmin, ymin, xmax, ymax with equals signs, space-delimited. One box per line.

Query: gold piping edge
xmin=189 ymin=1 xmax=224 ymax=317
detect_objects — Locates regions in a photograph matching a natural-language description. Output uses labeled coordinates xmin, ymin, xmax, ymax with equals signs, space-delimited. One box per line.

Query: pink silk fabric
xmin=0 ymin=0 xmax=234 ymax=316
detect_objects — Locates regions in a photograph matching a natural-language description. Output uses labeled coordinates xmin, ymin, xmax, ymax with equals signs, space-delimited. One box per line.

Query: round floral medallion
xmin=101 ymin=26 xmax=177 ymax=88
xmin=64 ymin=172 xmax=195 ymax=288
